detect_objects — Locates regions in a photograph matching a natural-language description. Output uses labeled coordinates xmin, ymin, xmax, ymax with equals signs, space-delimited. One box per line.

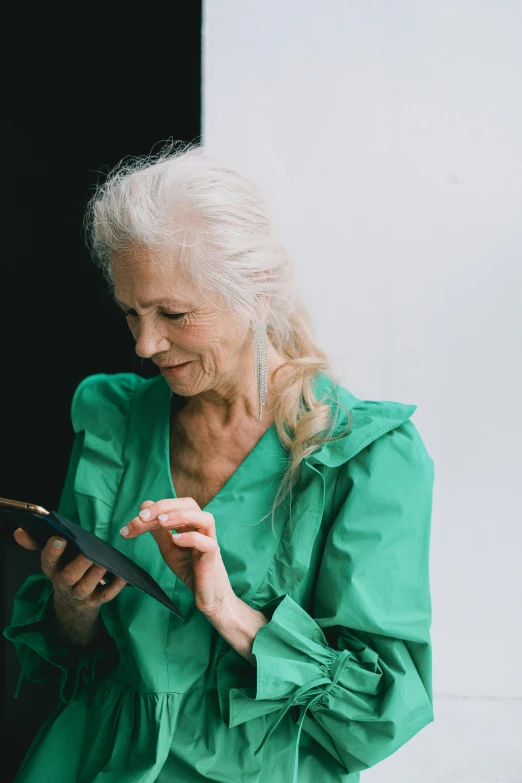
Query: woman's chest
xmin=169 ymin=443 xmax=258 ymax=509
xmin=169 ymin=466 xmax=229 ymax=510
xmin=168 ymin=419 xmax=275 ymax=509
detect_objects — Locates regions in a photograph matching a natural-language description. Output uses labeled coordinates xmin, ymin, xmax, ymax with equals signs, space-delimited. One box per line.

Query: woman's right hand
xmin=13 ymin=528 xmax=127 ymax=646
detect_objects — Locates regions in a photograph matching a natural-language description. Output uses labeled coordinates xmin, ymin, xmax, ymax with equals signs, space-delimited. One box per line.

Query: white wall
xmin=203 ymin=0 xmax=522 ymax=778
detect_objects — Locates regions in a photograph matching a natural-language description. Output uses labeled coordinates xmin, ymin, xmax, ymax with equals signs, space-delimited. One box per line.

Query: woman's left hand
xmin=120 ymin=498 xmax=235 ymax=618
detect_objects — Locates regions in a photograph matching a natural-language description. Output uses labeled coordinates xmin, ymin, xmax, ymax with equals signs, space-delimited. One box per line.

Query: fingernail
xmin=120 ymin=526 xmax=130 ymax=537
xmin=158 ymin=514 xmax=169 ymax=522
xmin=139 ymin=508 xmax=151 ymax=519
xmin=52 ymin=539 xmax=64 ymax=548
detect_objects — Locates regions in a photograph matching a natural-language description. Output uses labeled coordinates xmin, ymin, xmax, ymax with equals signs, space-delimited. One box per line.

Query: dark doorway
xmin=2 ymin=6 xmax=202 ymax=779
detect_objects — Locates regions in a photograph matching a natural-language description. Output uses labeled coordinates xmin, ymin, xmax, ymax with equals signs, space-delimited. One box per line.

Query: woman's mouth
xmin=160 ymin=362 xmax=192 ymax=375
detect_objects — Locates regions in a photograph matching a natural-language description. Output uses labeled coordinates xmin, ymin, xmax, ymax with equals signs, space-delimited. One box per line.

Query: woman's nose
xmin=134 ymin=320 xmax=169 ymax=358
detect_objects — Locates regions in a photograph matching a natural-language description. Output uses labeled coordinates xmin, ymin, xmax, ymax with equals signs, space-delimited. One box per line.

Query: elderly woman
xmin=4 ymin=144 xmax=435 ymax=783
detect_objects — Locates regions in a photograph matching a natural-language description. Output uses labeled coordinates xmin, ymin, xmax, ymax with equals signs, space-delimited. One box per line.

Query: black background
xmin=2 ymin=5 xmax=202 ymax=778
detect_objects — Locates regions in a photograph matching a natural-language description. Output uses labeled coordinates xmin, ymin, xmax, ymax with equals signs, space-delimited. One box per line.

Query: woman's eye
xmin=162 ymin=312 xmax=185 ymax=321
xmin=124 ymin=310 xmax=184 ymax=321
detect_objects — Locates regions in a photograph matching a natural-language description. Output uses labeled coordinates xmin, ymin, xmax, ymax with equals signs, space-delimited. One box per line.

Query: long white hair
xmin=85 ymin=141 xmax=352 ymax=533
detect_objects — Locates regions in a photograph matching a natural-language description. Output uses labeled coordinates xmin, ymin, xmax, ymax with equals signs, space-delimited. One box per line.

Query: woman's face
xmin=111 ymin=246 xmax=255 ymax=397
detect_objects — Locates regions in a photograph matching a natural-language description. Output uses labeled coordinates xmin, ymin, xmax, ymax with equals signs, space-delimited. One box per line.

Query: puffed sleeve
xmin=218 ymin=418 xmax=435 ymax=780
xmin=2 ymin=373 xmax=141 ymax=704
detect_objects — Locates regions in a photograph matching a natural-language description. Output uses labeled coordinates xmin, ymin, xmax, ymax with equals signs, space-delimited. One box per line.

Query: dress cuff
xmin=3 ymin=576 xmax=119 ymax=703
xmin=217 ymin=593 xmax=351 ymax=729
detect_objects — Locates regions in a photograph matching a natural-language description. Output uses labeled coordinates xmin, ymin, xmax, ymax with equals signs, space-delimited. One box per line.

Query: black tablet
xmin=0 ymin=497 xmax=184 ymax=619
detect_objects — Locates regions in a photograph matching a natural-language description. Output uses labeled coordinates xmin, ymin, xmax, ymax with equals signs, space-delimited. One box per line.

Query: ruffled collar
xmin=306 ymin=371 xmax=418 ymax=468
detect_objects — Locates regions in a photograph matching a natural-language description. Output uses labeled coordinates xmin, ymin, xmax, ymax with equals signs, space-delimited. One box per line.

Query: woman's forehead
xmin=112 ymin=277 xmax=194 ymax=308
xmin=112 ymin=253 xmax=194 ymax=299
xmin=113 ymin=294 xmax=187 ymax=309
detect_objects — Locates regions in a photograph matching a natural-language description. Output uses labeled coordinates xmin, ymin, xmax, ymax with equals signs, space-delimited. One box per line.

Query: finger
xmin=137 ymin=497 xmax=199 ymax=524
xmin=13 ymin=528 xmax=41 ymax=551
xmin=94 ymin=575 xmax=128 ymax=603
xmin=120 ymin=499 xmax=199 ymax=539
xmin=157 ymin=510 xmax=216 ymax=537
xmin=71 ymin=563 xmax=108 ymax=600
xmin=51 ymin=551 xmax=97 ymax=589
xmin=119 ymin=515 xmax=164 ymax=539
xmin=165 ymin=530 xmax=218 ymax=554
xmin=118 ymin=498 xmax=156 ymax=539
xmin=40 ymin=537 xmax=70 ymax=579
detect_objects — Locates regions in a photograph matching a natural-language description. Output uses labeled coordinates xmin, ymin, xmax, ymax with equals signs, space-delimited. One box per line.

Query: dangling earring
xmin=253 ymin=319 xmax=268 ymax=421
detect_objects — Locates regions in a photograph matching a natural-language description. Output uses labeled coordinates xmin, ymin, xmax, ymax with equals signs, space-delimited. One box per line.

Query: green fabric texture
xmin=3 ymin=370 xmax=435 ymax=782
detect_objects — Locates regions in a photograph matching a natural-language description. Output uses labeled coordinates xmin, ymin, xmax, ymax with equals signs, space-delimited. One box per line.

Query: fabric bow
xmin=254 ymin=648 xmax=351 ymax=783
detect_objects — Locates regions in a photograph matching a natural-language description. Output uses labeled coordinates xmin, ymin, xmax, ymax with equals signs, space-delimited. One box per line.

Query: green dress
xmin=4 ymin=371 xmax=435 ymax=783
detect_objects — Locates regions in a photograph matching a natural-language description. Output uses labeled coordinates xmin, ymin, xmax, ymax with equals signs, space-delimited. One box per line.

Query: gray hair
xmin=85 ymin=141 xmax=352 ymax=534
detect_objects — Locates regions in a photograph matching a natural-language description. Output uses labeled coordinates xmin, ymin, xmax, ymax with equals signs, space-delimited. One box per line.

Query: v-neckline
xmin=162 ymin=389 xmax=278 ymax=512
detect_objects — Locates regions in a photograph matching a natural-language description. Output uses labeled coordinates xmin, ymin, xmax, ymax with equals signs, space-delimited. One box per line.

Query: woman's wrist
xmin=203 ymin=593 xmax=268 ymax=667
xmin=51 ymin=591 xmax=102 ymax=649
